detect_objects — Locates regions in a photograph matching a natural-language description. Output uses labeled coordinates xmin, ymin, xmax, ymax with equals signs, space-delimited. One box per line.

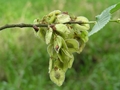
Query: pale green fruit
xmin=50 ymin=58 xmax=65 ymax=86
xmin=77 ymin=40 xmax=86 ymax=54
xmin=67 ymin=54 xmax=74 ymax=68
xmin=62 ymin=49 xmax=74 ymax=70
xmin=55 ymin=24 xmax=70 ymax=38
xmin=45 ymin=27 xmax=53 ymax=44
xmin=53 ymin=59 xmax=63 ymax=69
xmin=57 ymin=48 xmax=72 ymax=65
xmin=61 ymin=48 xmax=74 ymax=69
xmin=34 ymin=10 xmax=91 ymax=86
xmin=54 ymin=35 xmax=62 ymax=53
xmin=48 ymin=58 xmax=53 ymax=73
xmin=58 ymin=48 xmax=72 ymax=62
xmin=47 ymin=44 xmax=58 ymax=60
xmin=48 ymin=13 xmax=56 ymax=23
xmin=65 ymin=39 xmax=79 ymax=53
xmin=48 ymin=10 xmax=61 ymax=16
xmin=33 ymin=19 xmax=40 ymax=24
xmin=43 ymin=10 xmax=61 ymax=24
xmin=57 ymin=48 xmax=74 ymax=71
xmin=73 ymin=24 xmax=83 ymax=36
xmin=61 ymin=48 xmax=72 ymax=59
xmin=67 ymin=26 xmax=74 ymax=38
xmin=54 ymin=35 xmax=68 ymax=50
xmin=37 ymin=27 xmax=46 ymax=41
xmin=57 ymin=13 xmax=71 ymax=23
xmin=57 ymin=50 xmax=65 ymax=63
xmin=47 ymin=43 xmax=54 ymax=56
xmin=50 ymin=69 xmax=65 ymax=86
xmin=75 ymin=16 xmax=90 ymax=31
xmin=33 ymin=19 xmax=46 ymax=40
xmin=61 ymin=36 xmax=68 ymax=50
xmin=79 ymin=30 xmax=89 ymax=43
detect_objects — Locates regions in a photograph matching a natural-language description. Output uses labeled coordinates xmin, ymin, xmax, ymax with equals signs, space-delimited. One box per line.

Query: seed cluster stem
xmin=0 ymin=21 xmax=95 ymax=31
xmin=0 ymin=19 xmax=118 ymax=31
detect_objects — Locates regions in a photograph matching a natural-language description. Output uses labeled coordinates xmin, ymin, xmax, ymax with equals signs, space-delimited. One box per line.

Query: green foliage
xmin=111 ymin=2 xmax=120 ymax=13
xmin=89 ymin=2 xmax=120 ymax=36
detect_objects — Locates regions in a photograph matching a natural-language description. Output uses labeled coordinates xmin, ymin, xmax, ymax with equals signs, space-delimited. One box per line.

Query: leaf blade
xmin=110 ymin=2 xmax=120 ymax=13
xmin=89 ymin=3 xmax=120 ymax=36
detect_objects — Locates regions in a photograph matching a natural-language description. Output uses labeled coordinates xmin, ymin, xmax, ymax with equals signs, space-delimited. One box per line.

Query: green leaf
xmin=111 ymin=2 xmax=120 ymax=13
xmin=89 ymin=3 xmax=120 ymax=36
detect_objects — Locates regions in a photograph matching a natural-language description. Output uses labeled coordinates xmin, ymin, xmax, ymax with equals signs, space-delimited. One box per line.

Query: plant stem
xmin=0 ymin=23 xmax=47 ymax=31
xmin=0 ymin=21 xmax=96 ymax=31
xmin=0 ymin=19 xmax=119 ymax=31
xmin=110 ymin=18 xmax=120 ymax=23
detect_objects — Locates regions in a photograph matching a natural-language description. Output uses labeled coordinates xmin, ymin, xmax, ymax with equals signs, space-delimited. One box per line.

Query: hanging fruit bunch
xmin=34 ymin=10 xmax=90 ymax=86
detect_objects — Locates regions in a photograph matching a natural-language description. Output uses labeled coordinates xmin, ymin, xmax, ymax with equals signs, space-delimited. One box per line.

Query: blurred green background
xmin=0 ymin=0 xmax=120 ymax=90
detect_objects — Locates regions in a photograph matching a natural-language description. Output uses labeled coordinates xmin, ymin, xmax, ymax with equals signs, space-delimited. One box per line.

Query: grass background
xmin=0 ymin=0 xmax=120 ymax=90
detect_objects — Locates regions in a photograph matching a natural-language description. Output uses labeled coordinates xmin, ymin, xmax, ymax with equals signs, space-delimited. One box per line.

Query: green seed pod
xmin=48 ymin=13 xmax=56 ymax=24
xmin=61 ymin=48 xmax=72 ymax=59
xmin=67 ymin=26 xmax=74 ymax=38
xmin=48 ymin=58 xmax=53 ymax=73
xmin=45 ymin=27 xmax=53 ymax=44
xmin=53 ymin=59 xmax=63 ymax=69
xmin=65 ymin=39 xmax=79 ymax=53
xmin=67 ymin=54 xmax=74 ymax=68
xmin=47 ymin=43 xmax=54 ymax=56
xmin=77 ymin=40 xmax=86 ymax=54
xmin=33 ymin=19 xmax=40 ymax=24
xmin=79 ymin=30 xmax=88 ymax=43
xmin=48 ymin=10 xmax=61 ymax=16
xmin=54 ymin=35 xmax=62 ymax=53
xmin=57 ymin=13 xmax=71 ymax=23
xmin=73 ymin=24 xmax=83 ymax=35
xmin=75 ymin=16 xmax=90 ymax=31
xmin=37 ymin=27 xmax=46 ymax=41
xmin=50 ymin=68 xmax=65 ymax=86
xmin=42 ymin=10 xmax=61 ymax=24
xmin=61 ymin=36 xmax=68 ymax=50
xmin=61 ymin=48 xmax=74 ymax=69
xmin=57 ymin=48 xmax=72 ymax=64
xmin=55 ymin=24 xmax=70 ymax=38
xmin=54 ymin=35 xmax=68 ymax=51
xmin=49 ymin=57 xmax=66 ymax=86
xmin=57 ymin=49 xmax=74 ymax=71
xmin=34 ymin=10 xmax=91 ymax=86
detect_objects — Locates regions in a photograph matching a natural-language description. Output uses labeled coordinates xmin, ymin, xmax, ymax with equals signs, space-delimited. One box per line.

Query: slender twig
xmin=0 ymin=23 xmax=47 ymax=31
xmin=110 ymin=18 xmax=120 ymax=23
xmin=0 ymin=21 xmax=96 ymax=31
xmin=64 ymin=21 xmax=96 ymax=24
xmin=0 ymin=19 xmax=119 ymax=31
